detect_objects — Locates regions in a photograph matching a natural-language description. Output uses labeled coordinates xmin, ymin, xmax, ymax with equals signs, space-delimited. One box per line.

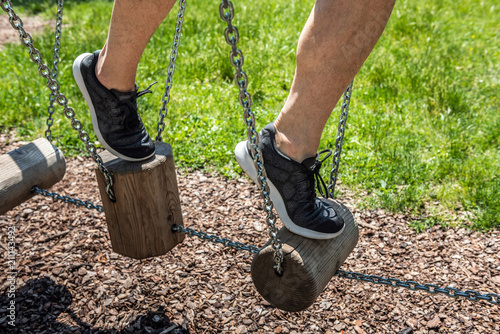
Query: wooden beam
xmin=251 ymin=200 xmax=358 ymax=312
xmin=0 ymin=138 xmax=66 ymax=215
xmin=95 ymin=141 xmax=184 ymax=259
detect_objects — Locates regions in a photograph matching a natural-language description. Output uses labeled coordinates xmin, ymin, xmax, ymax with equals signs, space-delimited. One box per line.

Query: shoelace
xmin=309 ymin=149 xmax=333 ymax=199
xmin=136 ymin=81 xmax=157 ymax=97
xmin=109 ymin=82 xmax=157 ymax=128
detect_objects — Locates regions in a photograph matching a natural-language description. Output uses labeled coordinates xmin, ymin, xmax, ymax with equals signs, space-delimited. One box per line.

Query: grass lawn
xmin=1 ymin=0 xmax=499 ymax=230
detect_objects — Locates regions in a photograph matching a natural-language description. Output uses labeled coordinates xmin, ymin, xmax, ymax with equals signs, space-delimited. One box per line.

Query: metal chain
xmin=45 ymin=0 xmax=64 ymax=142
xmin=325 ymin=86 xmax=498 ymax=306
xmin=32 ymin=186 xmax=104 ymax=212
xmin=328 ymin=81 xmax=353 ymax=198
xmin=1 ymin=0 xmax=116 ymax=201
xmin=156 ymin=0 xmax=187 ymax=142
xmin=172 ymin=226 xmax=499 ymax=305
xmin=8 ymin=0 xmax=496 ymax=309
xmin=336 ymin=270 xmax=500 ymax=305
xmin=219 ymin=0 xmax=284 ymax=274
xmin=172 ymin=225 xmax=260 ymax=254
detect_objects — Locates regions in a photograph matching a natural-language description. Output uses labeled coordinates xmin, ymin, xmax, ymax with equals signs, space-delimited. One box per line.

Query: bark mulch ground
xmin=0 ymin=134 xmax=499 ymax=334
xmin=1 ymin=14 xmax=499 ymax=334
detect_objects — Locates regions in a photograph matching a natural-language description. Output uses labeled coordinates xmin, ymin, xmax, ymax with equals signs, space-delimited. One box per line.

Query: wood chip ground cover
xmin=1 ymin=13 xmax=499 ymax=334
xmin=0 ymin=134 xmax=499 ymax=333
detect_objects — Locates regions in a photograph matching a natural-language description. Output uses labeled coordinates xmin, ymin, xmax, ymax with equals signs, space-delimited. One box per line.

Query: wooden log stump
xmin=0 ymin=138 xmax=66 ymax=215
xmin=95 ymin=141 xmax=184 ymax=259
xmin=251 ymin=200 xmax=358 ymax=312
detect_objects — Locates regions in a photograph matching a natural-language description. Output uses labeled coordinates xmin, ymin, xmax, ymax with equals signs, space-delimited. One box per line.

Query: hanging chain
xmin=1 ymin=0 xmax=116 ymax=201
xmin=328 ymin=81 xmax=353 ymax=198
xmin=336 ymin=270 xmax=500 ymax=305
xmin=156 ymin=0 xmax=187 ymax=142
xmin=45 ymin=0 xmax=64 ymax=142
xmin=7 ymin=0 xmax=496 ymax=308
xmin=154 ymin=0 xmax=282 ymax=271
xmin=172 ymin=225 xmax=260 ymax=254
xmin=219 ymin=0 xmax=284 ymax=274
xmin=171 ymin=225 xmax=499 ymax=305
xmin=32 ymin=186 xmax=104 ymax=212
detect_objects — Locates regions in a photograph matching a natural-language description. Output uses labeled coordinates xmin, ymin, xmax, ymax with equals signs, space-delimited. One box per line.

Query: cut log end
xmin=0 ymin=138 xmax=66 ymax=215
xmin=251 ymin=200 xmax=358 ymax=312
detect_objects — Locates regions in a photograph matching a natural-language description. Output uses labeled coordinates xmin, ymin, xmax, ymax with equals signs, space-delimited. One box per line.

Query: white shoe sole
xmin=234 ymin=141 xmax=345 ymax=240
xmin=73 ymin=53 xmax=154 ymax=162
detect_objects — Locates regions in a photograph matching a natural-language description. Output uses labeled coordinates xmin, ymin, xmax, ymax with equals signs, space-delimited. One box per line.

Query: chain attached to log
xmin=1 ymin=0 xmax=116 ymax=201
xmin=171 ymin=226 xmax=499 ymax=305
xmin=173 ymin=225 xmax=260 ymax=254
xmin=218 ymin=0 xmax=284 ymax=275
xmin=32 ymin=186 xmax=104 ymax=212
xmin=4 ymin=0 xmax=498 ymax=309
xmin=336 ymin=270 xmax=500 ymax=305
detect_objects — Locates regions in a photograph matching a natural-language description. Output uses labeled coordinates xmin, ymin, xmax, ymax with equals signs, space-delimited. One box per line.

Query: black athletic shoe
xmin=235 ymin=122 xmax=345 ymax=239
xmin=73 ymin=50 xmax=155 ymax=162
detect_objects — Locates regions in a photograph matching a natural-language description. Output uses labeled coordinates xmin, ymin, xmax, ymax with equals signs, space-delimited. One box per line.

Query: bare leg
xmin=96 ymin=0 xmax=177 ymax=92
xmin=274 ymin=0 xmax=396 ymax=162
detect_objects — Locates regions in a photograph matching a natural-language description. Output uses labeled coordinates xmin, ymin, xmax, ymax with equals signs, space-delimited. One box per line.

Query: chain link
xmin=328 ymin=81 xmax=353 ymax=198
xmin=172 ymin=226 xmax=499 ymax=305
xmin=172 ymin=225 xmax=260 ymax=254
xmin=156 ymin=0 xmax=187 ymax=142
xmin=7 ymin=0 xmax=497 ymax=308
xmin=45 ymin=0 xmax=64 ymax=142
xmin=32 ymin=186 xmax=104 ymax=212
xmin=219 ymin=0 xmax=284 ymax=274
xmin=1 ymin=0 xmax=116 ymax=201
xmin=336 ymin=270 xmax=500 ymax=305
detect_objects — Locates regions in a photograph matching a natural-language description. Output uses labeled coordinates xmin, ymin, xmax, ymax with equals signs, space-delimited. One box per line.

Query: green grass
xmin=1 ymin=0 xmax=498 ymax=230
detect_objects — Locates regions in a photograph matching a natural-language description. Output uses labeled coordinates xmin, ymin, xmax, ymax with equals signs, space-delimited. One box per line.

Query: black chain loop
xmin=171 ymin=227 xmax=499 ymax=305
xmin=336 ymin=270 xmax=500 ymax=305
xmin=172 ymin=225 xmax=260 ymax=254
xmin=32 ymin=186 xmax=104 ymax=212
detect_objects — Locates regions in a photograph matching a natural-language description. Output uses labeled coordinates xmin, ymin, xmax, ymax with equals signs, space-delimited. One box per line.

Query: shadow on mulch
xmin=0 ymin=277 xmax=188 ymax=334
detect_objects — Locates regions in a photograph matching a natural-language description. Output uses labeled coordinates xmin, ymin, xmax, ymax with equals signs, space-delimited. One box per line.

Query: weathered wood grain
xmin=251 ymin=200 xmax=358 ymax=312
xmin=0 ymin=138 xmax=66 ymax=214
xmin=95 ymin=141 xmax=184 ymax=259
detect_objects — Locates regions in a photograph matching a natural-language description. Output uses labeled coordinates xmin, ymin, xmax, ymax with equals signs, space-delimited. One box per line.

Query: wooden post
xmin=95 ymin=141 xmax=184 ymax=259
xmin=251 ymin=200 xmax=358 ymax=312
xmin=0 ymin=138 xmax=66 ymax=215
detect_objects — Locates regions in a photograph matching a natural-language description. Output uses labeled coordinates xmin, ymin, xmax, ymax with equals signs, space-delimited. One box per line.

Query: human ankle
xmin=95 ymin=70 xmax=135 ymax=93
xmin=95 ymin=54 xmax=135 ymax=92
xmin=274 ymin=127 xmax=317 ymax=163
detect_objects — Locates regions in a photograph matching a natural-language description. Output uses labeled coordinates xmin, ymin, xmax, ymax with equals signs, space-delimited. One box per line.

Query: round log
xmin=251 ymin=200 xmax=358 ymax=312
xmin=95 ymin=141 xmax=184 ymax=259
xmin=0 ymin=138 xmax=66 ymax=215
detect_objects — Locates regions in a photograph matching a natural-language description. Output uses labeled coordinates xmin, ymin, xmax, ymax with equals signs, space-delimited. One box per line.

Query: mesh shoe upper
xmin=74 ymin=50 xmax=155 ymax=161
xmin=238 ymin=122 xmax=345 ymax=238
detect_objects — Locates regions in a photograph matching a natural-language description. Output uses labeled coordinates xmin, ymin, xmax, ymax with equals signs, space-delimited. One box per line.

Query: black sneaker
xmin=73 ymin=50 xmax=155 ymax=162
xmin=235 ymin=122 xmax=345 ymax=239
